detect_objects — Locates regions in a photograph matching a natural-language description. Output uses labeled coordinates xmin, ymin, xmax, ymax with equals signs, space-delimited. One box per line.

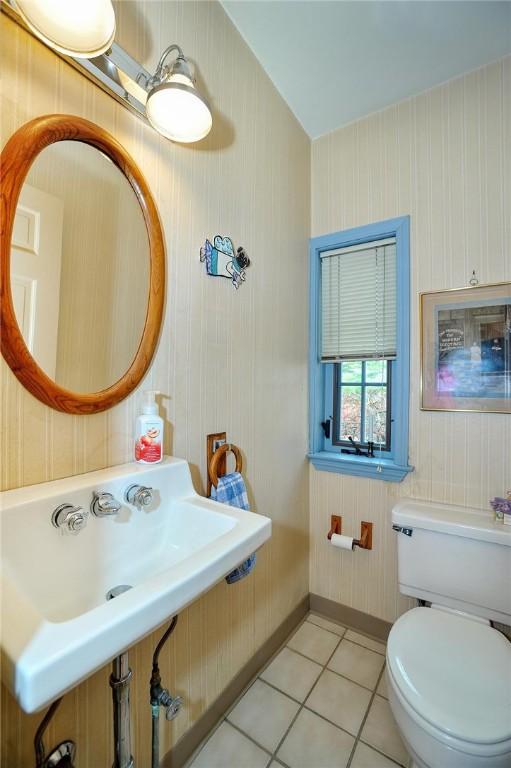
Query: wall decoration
xmin=420 ymin=282 xmax=511 ymax=413
xmin=200 ymin=235 xmax=250 ymax=289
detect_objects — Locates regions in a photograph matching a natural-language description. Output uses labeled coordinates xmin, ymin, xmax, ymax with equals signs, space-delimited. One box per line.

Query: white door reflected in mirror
xmin=12 ymin=183 xmax=64 ymax=380
xmin=11 ymin=140 xmax=150 ymax=394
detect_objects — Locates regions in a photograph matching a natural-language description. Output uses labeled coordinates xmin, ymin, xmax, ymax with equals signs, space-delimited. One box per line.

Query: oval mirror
xmin=1 ymin=116 xmax=165 ymax=414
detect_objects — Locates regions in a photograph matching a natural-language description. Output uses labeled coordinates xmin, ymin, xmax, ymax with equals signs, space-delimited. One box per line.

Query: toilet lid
xmin=387 ymin=607 xmax=511 ymax=745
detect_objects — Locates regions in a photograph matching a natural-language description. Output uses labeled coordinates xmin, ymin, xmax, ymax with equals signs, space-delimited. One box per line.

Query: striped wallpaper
xmin=310 ymin=55 xmax=511 ymax=622
xmin=0 ymin=3 xmax=310 ymax=765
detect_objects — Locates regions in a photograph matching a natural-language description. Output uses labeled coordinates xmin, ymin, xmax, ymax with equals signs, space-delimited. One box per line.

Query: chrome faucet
xmin=125 ymin=484 xmax=154 ymax=508
xmin=52 ymin=503 xmax=89 ymax=534
xmin=91 ymin=491 xmax=122 ymax=517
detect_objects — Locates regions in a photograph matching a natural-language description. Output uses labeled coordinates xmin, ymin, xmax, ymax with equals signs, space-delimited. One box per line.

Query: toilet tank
xmin=392 ymin=500 xmax=511 ymax=624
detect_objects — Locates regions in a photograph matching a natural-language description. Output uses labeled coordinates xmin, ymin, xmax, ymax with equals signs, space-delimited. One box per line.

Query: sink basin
xmin=0 ymin=457 xmax=271 ymax=712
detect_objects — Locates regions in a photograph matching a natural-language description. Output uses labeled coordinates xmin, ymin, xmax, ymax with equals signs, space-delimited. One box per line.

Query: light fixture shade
xmin=146 ymin=82 xmax=212 ymax=143
xmin=13 ymin=0 xmax=116 ymax=58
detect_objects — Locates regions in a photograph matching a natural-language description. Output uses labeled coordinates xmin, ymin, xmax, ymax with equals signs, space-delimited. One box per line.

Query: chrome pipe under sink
xmin=111 ymin=651 xmax=134 ymax=768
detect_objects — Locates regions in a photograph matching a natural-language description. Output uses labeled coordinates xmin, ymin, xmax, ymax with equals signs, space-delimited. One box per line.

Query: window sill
xmin=308 ymin=451 xmax=413 ymax=482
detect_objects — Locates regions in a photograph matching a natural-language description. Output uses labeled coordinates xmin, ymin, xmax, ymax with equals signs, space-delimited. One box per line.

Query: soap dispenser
xmin=135 ymin=390 xmax=163 ymax=464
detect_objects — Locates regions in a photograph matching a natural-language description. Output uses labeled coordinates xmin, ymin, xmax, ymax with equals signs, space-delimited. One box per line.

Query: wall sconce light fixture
xmin=3 ymin=1 xmax=212 ymax=144
xmin=142 ymin=45 xmax=212 ymax=143
xmin=12 ymin=0 xmax=116 ymax=58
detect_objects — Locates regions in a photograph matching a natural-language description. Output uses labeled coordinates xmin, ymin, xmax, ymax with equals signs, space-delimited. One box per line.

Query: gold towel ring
xmin=208 ymin=443 xmax=242 ymax=488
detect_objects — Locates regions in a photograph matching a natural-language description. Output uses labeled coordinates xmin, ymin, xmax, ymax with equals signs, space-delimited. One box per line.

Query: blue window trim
xmin=308 ymin=216 xmax=413 ymax=482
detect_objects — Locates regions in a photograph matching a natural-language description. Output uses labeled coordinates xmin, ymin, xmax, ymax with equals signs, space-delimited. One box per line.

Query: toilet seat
xmin=387 ymin=607 xmax=511 ymax=749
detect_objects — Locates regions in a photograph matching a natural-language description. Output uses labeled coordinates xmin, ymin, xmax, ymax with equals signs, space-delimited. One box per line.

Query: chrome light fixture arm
xmin=153 ymin=44 xmax=185 ymax=82
xmin=137 ymin=44 xmax=190 ymax=91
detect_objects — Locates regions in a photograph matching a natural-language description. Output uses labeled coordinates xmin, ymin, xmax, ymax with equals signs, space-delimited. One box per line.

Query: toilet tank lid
xmin=387 ymin=607 xmax=511 ymax=745
xmin=392 ymin=499 xmax=511 ymax=546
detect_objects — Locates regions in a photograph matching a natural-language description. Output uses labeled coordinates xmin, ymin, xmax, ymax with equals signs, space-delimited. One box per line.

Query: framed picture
xmin=420 ymin=282 xmax=511 ymax=413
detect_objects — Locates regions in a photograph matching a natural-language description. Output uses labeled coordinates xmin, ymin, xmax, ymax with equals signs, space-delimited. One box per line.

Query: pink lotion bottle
xmin=134 ymin=390 xmax=163 ymax=464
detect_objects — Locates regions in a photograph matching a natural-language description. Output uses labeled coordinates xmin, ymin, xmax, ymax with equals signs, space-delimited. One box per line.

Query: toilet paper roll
xmin=330 ymin=533 xmax=354 ymax=551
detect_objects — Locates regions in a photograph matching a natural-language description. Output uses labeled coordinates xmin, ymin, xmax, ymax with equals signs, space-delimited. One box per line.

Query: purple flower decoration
xmin=490 ymin=497 xmax=511 ymax=516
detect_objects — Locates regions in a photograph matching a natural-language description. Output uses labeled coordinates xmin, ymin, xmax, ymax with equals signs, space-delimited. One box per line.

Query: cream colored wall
xmin=310 ymin=56 xmax=511 ymax=623
xmin=0 ymin=2 xmax=310 ymax=765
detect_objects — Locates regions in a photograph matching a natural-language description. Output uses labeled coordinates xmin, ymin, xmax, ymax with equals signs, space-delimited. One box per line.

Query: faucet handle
xmin=91 ymin=491 xmax=122 ymax=517
xmin=157 ymin=689 xmax=182 ymax=720
xmin=52 ymin=503 xmax=89 ymax=535
xmin=125 ymin=484 xmax=154 ymax=507
xmin=165 ymin=694 xmax=183 ymax=721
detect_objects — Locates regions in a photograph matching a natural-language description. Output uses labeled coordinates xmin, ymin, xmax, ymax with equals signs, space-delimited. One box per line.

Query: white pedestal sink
xmin=0 ymin=457 xmax=271 ymax=713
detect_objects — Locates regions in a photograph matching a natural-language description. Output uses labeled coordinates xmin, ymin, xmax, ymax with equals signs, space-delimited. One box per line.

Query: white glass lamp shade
xmin=146 ymin=80 xmax=212 ymax=144
xmin=13 ymin=0 xmax=116 ymax=58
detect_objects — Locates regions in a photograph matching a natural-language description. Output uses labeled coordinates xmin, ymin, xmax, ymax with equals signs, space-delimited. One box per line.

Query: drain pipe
xmin=106 ymin=585 xmax=135 ymax=768
xmin=150 ymin=616 xmax=182 ymax=768
xmin=110 ymin=651 xmax=134 ymax=768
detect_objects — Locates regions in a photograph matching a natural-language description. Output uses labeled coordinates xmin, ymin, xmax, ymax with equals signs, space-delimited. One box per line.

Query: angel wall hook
xmin=200 ymin=235 xmax=250 ymax=289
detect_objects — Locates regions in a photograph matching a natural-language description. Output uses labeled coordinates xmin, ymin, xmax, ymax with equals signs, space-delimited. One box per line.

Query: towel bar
xmin=206 ymin=432 xmax=243 ymax=493
xmin=209 ymin=444 xmax=242 ymax=488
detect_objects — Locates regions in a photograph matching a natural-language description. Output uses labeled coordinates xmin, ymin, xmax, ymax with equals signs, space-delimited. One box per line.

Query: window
xmin=334 ymin=360 xmax=391 ymax=451
xmin=308 ymin=216 xmax=412 ymax=481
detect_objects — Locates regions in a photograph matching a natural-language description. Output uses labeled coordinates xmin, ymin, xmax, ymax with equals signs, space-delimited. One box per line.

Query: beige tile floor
xmin=188 ymin=613 xmax=410 ymax=768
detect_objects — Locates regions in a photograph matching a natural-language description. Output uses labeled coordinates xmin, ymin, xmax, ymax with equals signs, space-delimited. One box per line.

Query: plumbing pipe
xmin=151 ymin=616 xmax=180 ymax=768
xmin=111 ymin=652 xmax=134 ymax=768
xmin=151 ymin=700 xmax=160 ymax=768
xmin=35 ymin=698 xmax=62 ymax=766
xmin=34 ymin=697 xmax=76 ymax=768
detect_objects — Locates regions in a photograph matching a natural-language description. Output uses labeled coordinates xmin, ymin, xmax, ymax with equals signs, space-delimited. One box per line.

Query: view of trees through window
xmin=334 ymin=360 xmax=390 ymax=447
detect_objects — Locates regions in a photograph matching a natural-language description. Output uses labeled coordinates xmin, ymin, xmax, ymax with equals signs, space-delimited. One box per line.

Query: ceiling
xmin=221 ymin=1 xmax=511 ymax=138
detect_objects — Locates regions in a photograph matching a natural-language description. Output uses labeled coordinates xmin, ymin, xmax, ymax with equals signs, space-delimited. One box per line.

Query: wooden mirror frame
xmin=1 ymin=115 xmax=165 ymax=414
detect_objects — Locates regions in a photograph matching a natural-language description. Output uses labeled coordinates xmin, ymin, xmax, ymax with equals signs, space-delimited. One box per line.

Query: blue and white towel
xmin=211 ymin=471 xmax=256 ymax=584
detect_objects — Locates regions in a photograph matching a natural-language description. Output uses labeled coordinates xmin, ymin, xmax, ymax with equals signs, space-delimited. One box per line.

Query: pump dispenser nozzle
xmin=142 ymin=390 xmax=160 ymax=415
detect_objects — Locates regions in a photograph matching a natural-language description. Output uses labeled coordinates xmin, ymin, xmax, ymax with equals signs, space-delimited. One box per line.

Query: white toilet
xmin=386 ymin=499 xmax=511 ymax=768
